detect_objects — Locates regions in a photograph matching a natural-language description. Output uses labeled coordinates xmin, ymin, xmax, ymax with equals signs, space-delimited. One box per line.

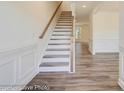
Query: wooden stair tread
xmin=50 ymin=38 xmax=71 ymax=40
xmin=53 ymin=31 xmax=72 ymax=32
xmin=52 ymin=34 xmax=72 ymax=36
xmin=48 ymin=43 xmax=70 ymax=45
xmin=55 ymin=27 xmax=72 ymax=29
xmin=46 ymin=49 xmax=70 ymax=51
xmin=56 ymin=24 xmax=72 ymax=26
xmin=43 ymin=55 xmax=69 ymax=58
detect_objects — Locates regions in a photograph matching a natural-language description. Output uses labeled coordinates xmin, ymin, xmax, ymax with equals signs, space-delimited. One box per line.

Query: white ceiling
xmin=74 ymin=1 xmax=120 ymax=23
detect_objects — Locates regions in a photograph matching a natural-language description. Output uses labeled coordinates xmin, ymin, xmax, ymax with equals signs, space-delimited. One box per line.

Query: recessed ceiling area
xmin=75 ymin=1 xmax=120 ymax=24
xmin=75 ymin=1 xmax=100 ymax=23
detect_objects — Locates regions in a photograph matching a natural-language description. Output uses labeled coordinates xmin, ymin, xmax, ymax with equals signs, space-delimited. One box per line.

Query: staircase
xmin=39 ymin=11 xmax=73 ymax=72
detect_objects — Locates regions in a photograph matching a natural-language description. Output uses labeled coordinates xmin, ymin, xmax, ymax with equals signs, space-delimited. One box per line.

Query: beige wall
xmin=80 ymin=24 xmax=90 ymax=43
xmin=0 ymin=1 xmax=60 ymax=52
xmin=120 ymin=6 xmax=124 ymax=48
xmin=75 ymin=24 xmax=90 ymax=43
xmin=93 ymin=12 xmax=119 ymax=40
xmin=61 ymin=1 xmax=71 ymax=11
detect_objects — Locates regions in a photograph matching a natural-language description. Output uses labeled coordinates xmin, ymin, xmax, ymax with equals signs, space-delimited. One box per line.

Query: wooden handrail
xmin=39 ymin=1 xmax=63 ymax=39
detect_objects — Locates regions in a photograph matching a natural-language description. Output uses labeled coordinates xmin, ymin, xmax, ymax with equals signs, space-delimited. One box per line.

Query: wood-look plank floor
xmin=24 ymin=42 xmax=122 ymax=91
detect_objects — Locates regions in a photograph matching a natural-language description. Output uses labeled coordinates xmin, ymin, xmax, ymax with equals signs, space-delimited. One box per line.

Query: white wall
xmin=0 ymin=1 xmax=62 ymax=90
xmin=90 ymin=11 xmax=119 ymax=54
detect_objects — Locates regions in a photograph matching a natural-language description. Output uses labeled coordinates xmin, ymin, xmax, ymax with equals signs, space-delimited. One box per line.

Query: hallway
xmin=24 ymin=42 xmax=121 ymax=91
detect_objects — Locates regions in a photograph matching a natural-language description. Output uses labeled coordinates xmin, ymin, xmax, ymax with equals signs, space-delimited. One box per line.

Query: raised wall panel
xmin=0 ymin=59 xmax=16 ymax=86
xmin=20 ymin=52 xmax=35 ymax=78
xmin=94 ymin=39 xmax=119 ymax=53
xmin=0 ymin=44 xmax=38 ymax=90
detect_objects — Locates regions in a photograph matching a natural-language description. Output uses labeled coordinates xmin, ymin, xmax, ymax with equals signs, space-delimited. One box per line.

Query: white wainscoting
xmin=0 ymin=43 xmax=39 ymax=91
xmin=94 ymin=39 xmax=119 ymax=53
xmin=118 ymin=46 xmax=124 ymax=90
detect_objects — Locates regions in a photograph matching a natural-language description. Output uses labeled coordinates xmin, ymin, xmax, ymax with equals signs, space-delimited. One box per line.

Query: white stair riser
xmin=42 ymin=58 xmax=70 ymax=63
xmin=59 ymin=18 xmax=72 ymax=19
xmin=58 ymin=20 xmax=72 ymax=21
xmin=58 ymin=19 xmax=72 ymax=20
xmin=56 ymin=26 xmax=72 ymax=28
xmin=58 ymin=21 xmax=72 ymax=22
xmin=47 ymin=45 xmax=70 ymax=49
xmin=49 ymin=40 xmax=71 ymax=43
xmin=39 ymin=67 xmax=69 ymax=72
xmin=51 ymin=36 xmax=71 ymax=39
xmin=57 ymin=23 xmax=72 ymax=25
xmin=45 ymin=51 xmax=70 ymax=55
xmin=59 ymin=17 xmax=72 ymax=19
xmin=54 ymin=29 xmax=72 ymax=31
xmin=55 ymin=26 xmax=72 ymax=28
xmin=53 ymin=32 xmax=72 ymax=35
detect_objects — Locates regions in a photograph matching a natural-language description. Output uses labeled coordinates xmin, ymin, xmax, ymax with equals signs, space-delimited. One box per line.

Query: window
xmin=75 ymin=27 xmax=81 ymax=39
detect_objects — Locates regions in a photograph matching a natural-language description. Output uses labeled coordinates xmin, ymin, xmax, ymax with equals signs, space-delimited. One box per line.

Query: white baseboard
xmin=39 ymin=66 xmax=69 ymax=72
xmin=88 ymin=47 xmax=96 ymax=55
xmin=118 ymin=78 xmax=124 ymax=90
